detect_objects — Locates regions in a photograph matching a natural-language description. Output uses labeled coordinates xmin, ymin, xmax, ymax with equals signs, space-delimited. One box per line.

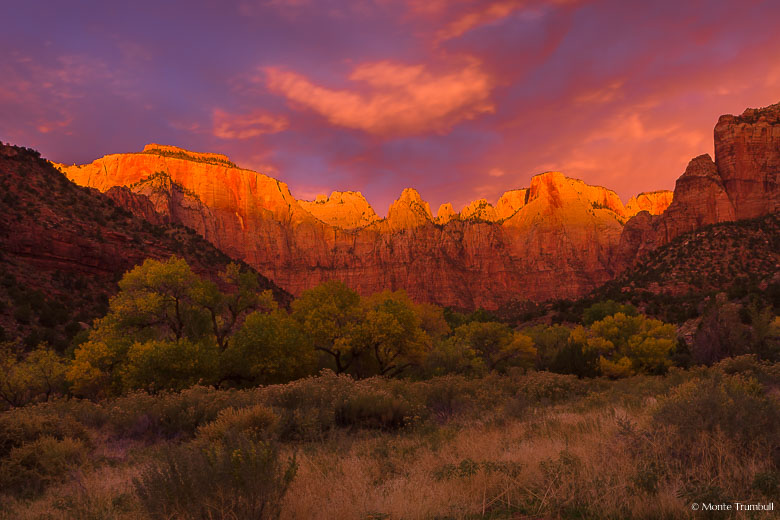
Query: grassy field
xmin=1 ymin=356 xmax=778 ymax=519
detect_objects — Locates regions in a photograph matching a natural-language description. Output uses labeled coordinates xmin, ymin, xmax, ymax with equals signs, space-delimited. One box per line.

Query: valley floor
xmin=1 ymin=358 xmax=778 ymax=519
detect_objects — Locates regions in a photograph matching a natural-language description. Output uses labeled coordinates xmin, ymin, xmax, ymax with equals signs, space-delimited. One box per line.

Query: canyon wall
xmin=58 ymin=102 xmax=778 ymax=309
xmin=59 ymin=150 xmax=667 ymax=309
xmin=617 ymin=102 xmax=780 ymax=267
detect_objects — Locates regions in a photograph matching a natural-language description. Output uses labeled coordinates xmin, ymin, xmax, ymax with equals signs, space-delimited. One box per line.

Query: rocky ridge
xmin=59 ymin=149 xmax=655 ymax=308
xmin=55 ymin=102 xmax=779 ymax=309
xmin=617 ymin=102 xmax=780 ymax=268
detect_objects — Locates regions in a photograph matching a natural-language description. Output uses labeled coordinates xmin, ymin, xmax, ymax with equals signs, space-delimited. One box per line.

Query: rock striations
xmin=55 ymin=102 xmax=779 ymax=309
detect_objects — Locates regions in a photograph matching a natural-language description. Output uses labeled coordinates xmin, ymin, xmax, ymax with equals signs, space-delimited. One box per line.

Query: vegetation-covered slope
xmin=501 ymin=213 xmax=779 ymax=326
xmin=0 ymin=143 xmax=290 ymax=351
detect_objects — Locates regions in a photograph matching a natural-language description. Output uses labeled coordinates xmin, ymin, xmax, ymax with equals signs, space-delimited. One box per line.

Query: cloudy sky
xmin=2 ymin=0 xmax=779 ymax=214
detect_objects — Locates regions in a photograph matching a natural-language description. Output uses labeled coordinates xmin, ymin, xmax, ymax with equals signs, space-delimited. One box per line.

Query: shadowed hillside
xmin=0 ymin=143 xmax=290 ymax=350
xmin=499 ymin=212 xmax=779 ymax=326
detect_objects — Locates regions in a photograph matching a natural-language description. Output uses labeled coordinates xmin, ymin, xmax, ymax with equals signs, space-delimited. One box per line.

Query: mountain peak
xmin=386 ymin=188 xmax=433 ymax=230
xmin=298 ymin=190 xmax=379 ymax=229
xmin=436 ymin=203 xmax=456 ymax=224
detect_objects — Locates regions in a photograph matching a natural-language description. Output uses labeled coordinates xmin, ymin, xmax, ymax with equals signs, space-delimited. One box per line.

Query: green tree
xmin=68 ymin=258 xmax=280 ymax=395
xmin=581 ymin=300 xmax=638 ymax=326
xmin=107 ymin=256 xmax=210 ymax=343
xmin=121 ymin=339 xmax=219 ymax=392
xmin=291 ymin=281 xmax=363 ymax=374
xmin=352 ymin=290 xmax=429 ymax=377
xmin=453 ymin=322 xmax=536 ymax=373
xmin=0 ymin=345 xmax=67 ymax=406
xmin=524 ymin=324 xmax=572 ymax=370
xmin=194 ymin=264 xmax=276 ymax=351
xmin=225 ymin=310 xmax=317 ymax=385
xmin=67 ymin=340 xmax=115 ymax=397
xmin=692 ymin=294 xmax=750 ymax=365
xmin=748 ymin=303 xmax=779 ymax=361
xmin=419 ymin=337 xmax=486 ymax=377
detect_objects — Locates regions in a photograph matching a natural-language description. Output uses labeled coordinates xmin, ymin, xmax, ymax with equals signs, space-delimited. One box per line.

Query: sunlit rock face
xmin=385 ymin=188 xmax=434 ymax=230
xmin=61 ymin=148 xmax=631 ymax=308
xmin=625 ymin=191 xmax=673 ymax=217
xmin=435 ymin=203 xmax=456 ymax=224
xmin=617 ymin=102 xmax=779 ymax=269
xmin=299 ymin=191 xmax=379 ymax=229
xmin=714 ymin=103 xmax=780 ymax=219
xmin=60 ymin=102 xmax=777 ymax=308
xmin=460 ymin=198 xmax=498 ymax=221
xmin=494 ymin=189 xmax=528 ymax=220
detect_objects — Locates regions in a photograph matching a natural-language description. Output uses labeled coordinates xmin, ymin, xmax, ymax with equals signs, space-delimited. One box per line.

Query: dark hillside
xmin=0 ymin=143 xmax=290 ymax=350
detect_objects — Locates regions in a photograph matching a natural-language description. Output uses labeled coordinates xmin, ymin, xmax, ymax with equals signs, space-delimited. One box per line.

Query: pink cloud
xmin=265 ymin=59 xmax=494 ymax=136
xmin=212 ymin=108 xmax=289 ymax=139
xmin=435 ymin=1 xmax=524 ymax=41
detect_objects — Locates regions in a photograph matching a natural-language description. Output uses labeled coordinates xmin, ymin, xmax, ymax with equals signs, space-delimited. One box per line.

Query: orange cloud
xmin=436 ymin=1 xmax=523 ymax=41
xmin=212 ymin=108 xmax=289 ymax=139
xmin=265 ymin=60 xmax=494 ymax=136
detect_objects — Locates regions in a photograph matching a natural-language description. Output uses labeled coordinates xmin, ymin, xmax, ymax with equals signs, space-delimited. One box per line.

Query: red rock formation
xmin=617 ymin=102 xmax=779 ymax=269
xmin=495 ymin=189 xmax=527 ymax=220
xmin=298 ymin=191 xmax=379 ymax=229
xmin=714 ymin=103 xmax=780 ymax=219
xmin=625 ymin=191 xmax=673 ymax=217
xmin=60 ymin=148 xmax=631 ymax=308
xmin=104 ymin=186 xmax=167 ymax=226
xmin=58 ymin=101 xmax=778 ymax=309
xmin=435 ymin=203 xmax=456 ymax=224
xmin=385 ymin=188 xmax=433 ymax=230
xmin=0 ymin=144 xmax=289 ymax=342
xmin=460 ymin=199 xmax=498 ymax=222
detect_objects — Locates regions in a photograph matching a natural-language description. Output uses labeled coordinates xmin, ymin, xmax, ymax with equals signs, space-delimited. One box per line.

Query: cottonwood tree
xmin=573 ymin=312 xmax=677 ymax=377
xmin=352 ymin=290 xmax=429 ymax=377
xmin=291 ymin=281 xmax=363 ymax=374
xmin=452 ymin=321 xmax=536 ymax=373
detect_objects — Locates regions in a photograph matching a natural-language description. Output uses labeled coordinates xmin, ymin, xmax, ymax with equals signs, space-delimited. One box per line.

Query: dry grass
xmin=1 ymin=362 xmax=778 ymax=519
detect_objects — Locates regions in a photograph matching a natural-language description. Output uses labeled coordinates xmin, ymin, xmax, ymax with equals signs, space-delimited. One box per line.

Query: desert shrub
xmin=196 ymin=404 xmax=279 ymax=444
xmin=335 ymin=387 xmax=417 ymax=430
xmin=432 ymin=458 xmax=523 ymax=481
xmin=134 ymin=435 xmax=296 ymax=520
xmin=514 ymin=371 xmax=587 ymax=403
xmin=534 ymin=450 xmax=594 ymax=516
xmin=104 ymin=386 xmax=256 ymax=440
xmin=413 ymin=375 xmax=477 ymax=421
xmin=261 ymin=370 xmax=355 ymax=441
xmin=654 ymin=373 xmax=780 ymax=450
xmin=0 ymin=435 xmax=88 ymax=498
xmin=0 ymin=405 xmax=88 ymax=458
xmin=713 ymin=354 xmax=780 ymax=387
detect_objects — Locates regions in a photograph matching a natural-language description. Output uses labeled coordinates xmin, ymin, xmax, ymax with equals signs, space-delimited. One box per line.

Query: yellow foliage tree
xmin=582 ymin=312 xmax=677 ymax=377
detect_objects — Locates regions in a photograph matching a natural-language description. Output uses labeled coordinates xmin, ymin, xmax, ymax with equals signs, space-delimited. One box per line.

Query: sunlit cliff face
xmin=3 ymin=0 xmax=780 ymax=213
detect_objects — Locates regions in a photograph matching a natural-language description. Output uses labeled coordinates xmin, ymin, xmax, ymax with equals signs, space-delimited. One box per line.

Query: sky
xmin=1 ymin=0 xmax=779 ymax=215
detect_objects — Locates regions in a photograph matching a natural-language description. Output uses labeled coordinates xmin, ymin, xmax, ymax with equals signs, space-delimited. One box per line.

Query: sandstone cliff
xmin=617 ymin=102 xmax=779 ymax=268
xmin=625 ymin=191 xmax=673 ymax=217
xmin=299 ymin=191 xmax=379 ymax=230
xmin=55 ymin=102 xmax=778 ymax=309
xmin=59 ymin=147 xmax=638 ymax=308
xmin=0 ymin=143 xmax=288 ymax=345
